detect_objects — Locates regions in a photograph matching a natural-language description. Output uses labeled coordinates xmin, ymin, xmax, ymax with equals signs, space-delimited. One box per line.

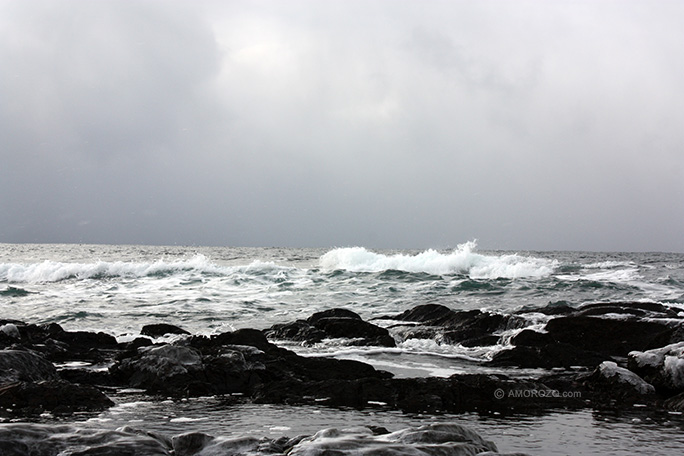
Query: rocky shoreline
xmin=2 ymin=301 xmax=684 ymax=454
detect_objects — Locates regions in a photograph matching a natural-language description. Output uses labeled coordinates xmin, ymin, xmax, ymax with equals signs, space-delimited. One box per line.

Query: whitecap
xmin=319 ymin=241 xmax=557 ymax=279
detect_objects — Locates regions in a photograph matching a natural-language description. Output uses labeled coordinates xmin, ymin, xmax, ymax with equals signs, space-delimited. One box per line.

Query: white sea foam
xmin=319 ymin=241 xmax=557 ymax=279
xmin=0 ymin=255 xmax=293 ymax=283
xmin=584 ymin=261 xmax=638 ymax=269
xmin=556 ymin=268 xmax=641 ymax=284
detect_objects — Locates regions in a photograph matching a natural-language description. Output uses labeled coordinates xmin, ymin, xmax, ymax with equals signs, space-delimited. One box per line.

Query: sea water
xmin=2 ymin=242 xmax=684 ymax=454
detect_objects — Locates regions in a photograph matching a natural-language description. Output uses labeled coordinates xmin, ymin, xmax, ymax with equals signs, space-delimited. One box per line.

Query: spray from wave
xmin=319 ymin=241 xmax=558 ymax=279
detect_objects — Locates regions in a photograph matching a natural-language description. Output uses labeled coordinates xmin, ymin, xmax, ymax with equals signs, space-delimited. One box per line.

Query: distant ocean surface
xmin=2 ymin=242 xmax=684 ymax=455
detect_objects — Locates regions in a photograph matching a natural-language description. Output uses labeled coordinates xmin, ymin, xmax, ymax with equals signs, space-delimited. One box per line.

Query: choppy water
xmin=2 ymin=242 xmax=684 ymax=454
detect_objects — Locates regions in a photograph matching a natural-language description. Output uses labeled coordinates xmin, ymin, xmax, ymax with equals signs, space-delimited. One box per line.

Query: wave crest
xmin=319 ymin=241 xmax=557 ymax=279
xmin=0 ymin=255 xmax=223 ymax=283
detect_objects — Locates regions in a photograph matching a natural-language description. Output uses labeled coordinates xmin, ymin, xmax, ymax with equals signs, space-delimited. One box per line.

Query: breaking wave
xmin=0 ymin=255 xmax=289 ymax=283
xmin=319 ymin=241 xmax=558 ymax=279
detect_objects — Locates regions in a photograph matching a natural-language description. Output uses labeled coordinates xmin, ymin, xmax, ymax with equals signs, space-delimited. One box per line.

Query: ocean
xmin=2 ymin=242 xmax=684 ymax=454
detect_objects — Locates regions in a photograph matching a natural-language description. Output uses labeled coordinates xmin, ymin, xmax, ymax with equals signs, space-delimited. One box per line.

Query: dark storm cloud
xmin=1 ymin=0 xmax=683 ymax=251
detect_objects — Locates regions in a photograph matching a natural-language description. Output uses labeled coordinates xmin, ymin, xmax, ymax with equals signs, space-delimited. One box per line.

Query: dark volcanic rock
xmin=110 ymin=344 xmax=209 ymax=394
xmin=307 ymin=308 xmax=363 ymax=323
xmin=580 ymin=361 xmax=656 ymax=407
xmin=0 ymin=424 xmax=171 ymax=455
xmin=285 ymin=423 xmax=503 ymax=456
xmin=1 ymin=321 xmax=121 ymax=366
xmin=310 ymin=317 xmax=395 ymax=347
xmin=265 ymin=308 xmax=395 ymax=347
xmin=0 ymin=348 xmax=113 ymax=417
xmin=392 ymin=304 xmax=457 ymax=324
xmin=518 ymin=301 xmax=576 ymax=316
xmin=627 ymin=342 xmax=684 ymax=395
xmin=0 ymin=380 xmax=114 ymax=415
xmin=264 ymin=320 xmax=326 ymax=344
xmin=172 ymin=432 xmax=215 ymax=456
xmin=511 ymin=329 xmax=554 ymax=347
xmin=112 ymin=326 xmax=391 ymax=397
xmin=545 ymin=316 xmax=671 ymax=357
xmin=0 ymin=422 xmax=529 ymax=456
xmin=493 ymin=302 xmax=680 ymax=370
xmin=576 ymin=301 xmax=679 ymax=318
xmin=490 ymin=343 xmax=608 ymax=369
xmin=0 ymin=350 xmax=58 ymax=383
xmin=459 ymin=334 xmax=501 ymax=347
xmin=209 ymin=328 xmax=274 ymax=351
xmin=253 ymin=371 xmax=583 ymax=414
xmin=51 ymin=329 xmax=118 ymax=349
xmin=389 ymin=304 xmax=526 ymax=346
xmin=141 ymin=324 xmax=191 ymax=338
xmin=664 ymin=392 xmax=684 ymax=412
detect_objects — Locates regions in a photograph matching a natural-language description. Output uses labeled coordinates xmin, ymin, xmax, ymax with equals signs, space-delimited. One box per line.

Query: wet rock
xmin=459 ymin=334 xmax=501 ymax=347
xmin=310 ymin=317 xmax=395 ymax=347
xmin=141 ymin=324 xmax=191 ymax=338
xmin=49 ymin=327 xmax=118 ymax=349
xmin=389 ymin=304 xmax=524 ymax=346
xmin=576 ymin=301 xmax=679 ymax=318
xmin=511 ymin=329 xmax=553 ymax=347
xmin=264 ymin=320 xmax=326 ymax=344
xmin=490 ymin=342 xmax=607 ymax=369
xmin=664 ymin=391 xmax=684 ymax=412
xmin=172 ymin=432 xmax=215 ymax=456
xmin=110 ymin=344 xmax=206 ymax=394
xmin=628 ymin=342 xmax=684 ymax=394
xmin=391 ymin=304 xmax=456 ymax=324
xmin=209 ymin=328 xmax=274 ymax=352
xmin=0 ymin=380 xmax=114 ymax=415
xmin=253 ymin=371 xmax=581 ymax=414
xmin=287 ymin=423 xmax=502 ymax=456
xmin=581 ymin=361 xmax=656 ymax=406
xmin=0 ymin=349 xmax=58 ymax=383
xmin=518 ymin=301 xmax=575 ymax=316
xmin=265 ymin=308 xmax=395 ymax=347
xmin=647 ymin=323 xmax=684 ymax=348
xmin=0 ymin=424 xmax=171 ymax=455
xmin=307 ymin=308 xmax=364 ymax=323
xmin=2 ymin=322 xmax=120 ymax=366
xmin=544 ymin=315 xmax=671 ymax=358
xmin=492 ymin=303 xmax=681 ymax=370
xmin=0 ymin=324 xmax=20 ymax=340
xmin=186 ymin=436 xmax=264 ymax=455
xmin=0 ymin=422 xmax=532 ymax=456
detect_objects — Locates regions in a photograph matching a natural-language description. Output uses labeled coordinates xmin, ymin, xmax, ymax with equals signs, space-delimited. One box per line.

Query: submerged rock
xmin=287 ymin=423 xmax=502 ymax=456
xmin=0 ymin=424 xmax=170 ymax=456
xmin=0 ymin=422 xmax=530 ymax=456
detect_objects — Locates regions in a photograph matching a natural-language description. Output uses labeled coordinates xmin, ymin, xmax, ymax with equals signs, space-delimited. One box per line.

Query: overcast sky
xmin=1 ymin=0 xmax=683 ymax=252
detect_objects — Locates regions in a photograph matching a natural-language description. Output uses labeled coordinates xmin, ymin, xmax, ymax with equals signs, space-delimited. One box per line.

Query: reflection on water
xmin=61 ymin=394 xmax=684 ymax=456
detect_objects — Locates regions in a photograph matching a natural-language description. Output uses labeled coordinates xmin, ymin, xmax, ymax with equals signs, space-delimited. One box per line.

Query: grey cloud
xmin=0 ymin=0 xmax=682 ymax=251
